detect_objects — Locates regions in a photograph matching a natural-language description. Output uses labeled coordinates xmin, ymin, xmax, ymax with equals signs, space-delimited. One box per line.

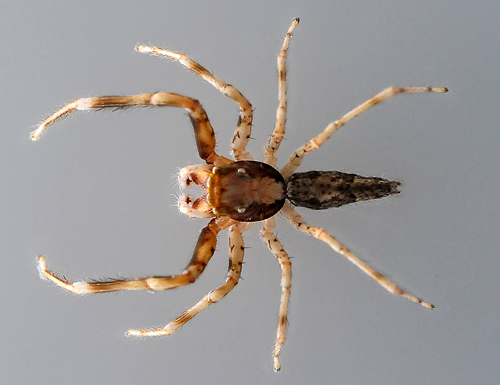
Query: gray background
xmin=2 ymin=1 xmax=499 ymax=384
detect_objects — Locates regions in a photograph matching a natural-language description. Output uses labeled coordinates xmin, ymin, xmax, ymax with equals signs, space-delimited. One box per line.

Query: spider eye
xmin=237 ymin=207 xmax=246 ymax=213
xmin=237 ymin=168 xmax=246 ymax=174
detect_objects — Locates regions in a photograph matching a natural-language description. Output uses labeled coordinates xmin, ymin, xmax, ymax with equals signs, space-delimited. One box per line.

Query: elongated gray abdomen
xmin=285 ymin=170 xmax=400 ymax=210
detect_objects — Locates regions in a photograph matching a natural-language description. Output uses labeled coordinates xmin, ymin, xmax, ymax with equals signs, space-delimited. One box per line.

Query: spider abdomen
xmin=286 ymin=170 xmax=400 ymax=210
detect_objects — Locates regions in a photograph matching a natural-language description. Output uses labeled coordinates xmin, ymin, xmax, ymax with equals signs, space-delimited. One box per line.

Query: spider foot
xmin=36 ymin=255 xmax=49 ymax=280
xmin=126 ymin=327 xmax=170 ymax=337
xmin=36 ymin=255 xmax=88 ymax=294
xmin=273 ymin=359 xmax=281 ymax=372
xmin=401 ymin=291 xmax=435 ymax=309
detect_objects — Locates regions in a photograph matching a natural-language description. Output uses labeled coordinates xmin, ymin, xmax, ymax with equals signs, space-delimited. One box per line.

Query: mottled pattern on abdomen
xmin=285 ymin=171 xmax=400 ymax=210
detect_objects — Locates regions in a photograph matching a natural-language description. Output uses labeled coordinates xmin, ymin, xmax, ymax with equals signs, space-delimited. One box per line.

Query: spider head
xmin=177 ymin=161 xmax=286 ymax=222
xmin=207 ymin=161 xmax=286 ymax=222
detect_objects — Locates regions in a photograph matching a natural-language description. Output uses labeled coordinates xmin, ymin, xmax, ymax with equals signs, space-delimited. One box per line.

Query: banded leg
xmin=262 ymin=217 xmax=292 ymax=372
xmin=31 ymin=92 xmax=231 ymax=165
xmin=135 ymin=45 xmax=253 ymax=160
xmin=281 ymin=203 xmax=434 ymax=309
xmin=280 ymin=86 xmax=448 ymax=178
xmin=127 ymin=222 xmax=247 ymax=337
xmin=37 ymin=217 xmax=232 ymax=294
xmin=265 ymin=18 xmax=300 ymax=167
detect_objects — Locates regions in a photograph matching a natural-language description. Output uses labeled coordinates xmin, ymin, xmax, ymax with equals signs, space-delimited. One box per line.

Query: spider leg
xmin=127 ymin=222 xmax=247 ymax=337
xmin=262 ymin=217 xmax=292 ymax=372
xmin=280 ymin=86 xmax=448 ymax=178
xmin=280 ymin=203 xmax=434 ymax=309
xmin=265 ymin=18 xmax=300 ymax=167
xmin=135 ymin=45 xmax=253 ymax=161
xmin=31 ymin=92 xmax=231 ymax=165
xmin=36 ymin=217 xmax=232 ymax=294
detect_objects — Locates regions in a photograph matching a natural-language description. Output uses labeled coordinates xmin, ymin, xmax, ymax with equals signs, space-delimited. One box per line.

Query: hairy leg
xmin=135 ymin=45 xmax=253 ymax=160
xmin=281 ymin=86 xmax=448 ymax=178
xmin=127 ymin=222 xmax=247 ymax=336
xmin=281 ymin=203 xmax=434 ymax=309
xmin=262 ymin=217 xmax=292 ymax=371
xmin=37 ymin=217 xmax=233 ymax=294
xmin=265 ymin=18 xmax=300 ymax=167
xmin=31 ymin=92 xmax=232 ymax=165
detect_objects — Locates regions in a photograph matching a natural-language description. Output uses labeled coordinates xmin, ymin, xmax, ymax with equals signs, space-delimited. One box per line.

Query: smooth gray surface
xmin=2 ymin=1 xmax=499 ymax=384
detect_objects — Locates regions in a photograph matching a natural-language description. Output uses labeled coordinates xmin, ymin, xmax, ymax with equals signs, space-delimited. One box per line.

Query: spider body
xmin=32 ymin=18 xmax=447 ymax=371
xmin=184 ymin=160 xmax=400 ymax=220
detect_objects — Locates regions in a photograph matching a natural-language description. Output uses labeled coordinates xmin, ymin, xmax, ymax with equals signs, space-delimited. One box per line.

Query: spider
xmin=32 ymin=18 xmax=447 ymax=372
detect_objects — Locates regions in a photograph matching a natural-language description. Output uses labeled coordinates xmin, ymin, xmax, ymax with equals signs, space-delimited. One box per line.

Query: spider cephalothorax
xmin=32 ymin=18 xmax=447 ymax=371
xmin=180 ymin=161 xmax=286 ymax=222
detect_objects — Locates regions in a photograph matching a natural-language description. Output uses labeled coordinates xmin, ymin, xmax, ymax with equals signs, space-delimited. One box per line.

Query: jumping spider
xmin=32 ymin=18 xmax=447 ymax=371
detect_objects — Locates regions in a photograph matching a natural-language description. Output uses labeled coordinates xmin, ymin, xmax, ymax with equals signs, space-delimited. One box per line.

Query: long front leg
xmin=31 ymin=92 xmax=231 ymax=165
xmin=262 ymin=217 xmax=292 ymax=372
xmin=281 ymin=86 xmax=448 ymax=178
xmin=135 ymin=45 xmax=253 ymax=161
xmin=127 ymin=222 xmax=247 ymax=337
xmin=264 ymin=18 xmax=300 ymax=167
xmin=281 ymin=203 xmax=434 ymax=309
xmin=37 ymin=217 xmax=232 ymax=294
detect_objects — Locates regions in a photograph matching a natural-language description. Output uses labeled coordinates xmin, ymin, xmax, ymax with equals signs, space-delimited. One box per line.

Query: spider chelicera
xmin=32 ymin=18 xmax=447 ymax=371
